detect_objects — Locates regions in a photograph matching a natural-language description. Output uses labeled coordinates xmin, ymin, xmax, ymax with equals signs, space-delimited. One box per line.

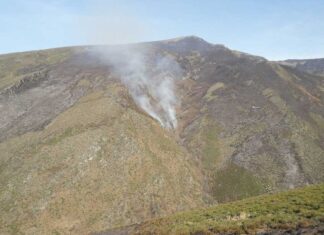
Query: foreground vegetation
xmin=128 ymin=184 xmax=324 ymax=234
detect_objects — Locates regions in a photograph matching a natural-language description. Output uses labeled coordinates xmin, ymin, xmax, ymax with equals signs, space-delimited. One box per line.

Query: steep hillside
xmin=168 ymin=39 xmax=324 ymax=201
xmin=0 ymin=47 xmax=205 ymax=234
xmin=0 ymin=36 xmax=323 ymax=234
xmin=99 ymin=184 xmax=324 ymax=235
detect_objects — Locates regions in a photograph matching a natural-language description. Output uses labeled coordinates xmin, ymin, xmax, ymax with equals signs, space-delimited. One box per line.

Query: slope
xmin=100 ymin=184 xmax=324 ymax=235
xmin=0 ymin=46 xmax=205 ymax=234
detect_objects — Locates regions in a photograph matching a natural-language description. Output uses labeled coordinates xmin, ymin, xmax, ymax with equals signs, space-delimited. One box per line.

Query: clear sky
xmin=1 ymin=0 xmax=324 ymax=60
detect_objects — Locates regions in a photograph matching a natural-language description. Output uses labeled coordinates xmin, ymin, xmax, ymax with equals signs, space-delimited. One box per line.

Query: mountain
xmin=278 ymin=58 xmax=324 ymax=76
xmin=0 ymin=36 xmax=323 ymax=234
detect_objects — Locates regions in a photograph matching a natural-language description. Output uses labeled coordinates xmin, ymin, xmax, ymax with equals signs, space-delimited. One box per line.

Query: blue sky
xmin=1 ymin=0 xmax=324 ymax=60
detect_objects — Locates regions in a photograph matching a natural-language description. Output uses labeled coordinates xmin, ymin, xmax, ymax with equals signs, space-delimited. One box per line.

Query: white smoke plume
xmin=79 ymin=4 xmax=182 ymax=129
xmin=95 ymin=45 xmax=181 ymax=129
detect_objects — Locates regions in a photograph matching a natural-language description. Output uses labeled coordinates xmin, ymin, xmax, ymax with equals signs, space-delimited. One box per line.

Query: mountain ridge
xmin=277 ymin=58 xmax=324 ymax=76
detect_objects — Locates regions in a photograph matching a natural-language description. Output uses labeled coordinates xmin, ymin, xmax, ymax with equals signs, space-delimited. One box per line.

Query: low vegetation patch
xmin=131 ymin=184 xmax=324 ymax=234
xmin=212 ymin=163 xmax=265 ymax=203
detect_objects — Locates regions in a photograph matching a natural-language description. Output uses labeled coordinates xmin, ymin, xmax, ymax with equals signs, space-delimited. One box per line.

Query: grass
xmin=202 ymin=124 xmax=221 ymax=170
xmin=211 ymin=163 xmax=265 ymax=203
xmin=132 ymin=184 xmax=324 ymax=234
xmin=198 ymin=120 xmax=265 ymax=202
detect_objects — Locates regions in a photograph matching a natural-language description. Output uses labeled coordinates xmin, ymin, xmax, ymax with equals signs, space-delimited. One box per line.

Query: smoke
xmin=80 ymin=4 xmax=182 ymax=129
xmin=79 ymin=2 xmax=149 ymax=46
xmin=95 ymin=45 xmax=181 ymax=129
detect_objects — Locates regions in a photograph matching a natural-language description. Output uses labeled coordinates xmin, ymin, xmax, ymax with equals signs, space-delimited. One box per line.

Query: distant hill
xmin=0 ymin=36 xmax=323 ymax=234
xmin=278 ymin=58 xmax=324 ymax=76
